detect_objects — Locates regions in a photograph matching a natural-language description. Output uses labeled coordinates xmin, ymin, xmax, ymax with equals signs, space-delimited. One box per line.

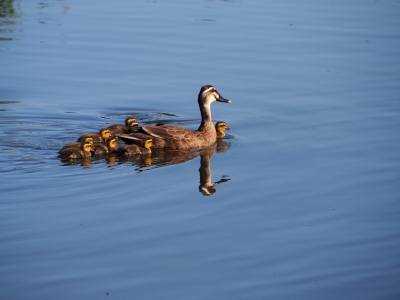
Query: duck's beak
xmin=216 ymin=95 xmax=232 ymax=104
xmin=225 ymin=127 xmax=231 ymax=130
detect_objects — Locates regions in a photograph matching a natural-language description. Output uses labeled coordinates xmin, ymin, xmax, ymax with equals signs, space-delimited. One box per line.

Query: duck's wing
xmin=119 ymin=126 xmax=206 ymax=150
xmin=141 ymin=125 xmax=194 ymax=139
xmin=117 ymin=132 xmax=150 ymax=144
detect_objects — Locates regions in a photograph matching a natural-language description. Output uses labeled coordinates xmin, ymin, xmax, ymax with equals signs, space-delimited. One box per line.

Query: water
xmin=1 ymin=0 xmax=400 ymax=299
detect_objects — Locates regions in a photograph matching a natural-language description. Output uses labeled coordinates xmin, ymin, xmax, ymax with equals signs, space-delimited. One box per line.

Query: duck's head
xmin=142 ymin=138 xmax=153 ymax=150
xmin=82 ymin=142 xmax=93 ymax=153
xmin=99 ymin=128 xmax=111 ymax=140
xmin=199 ymin=85 xmax=232 ymax=106
xmin=107 ymin=137 xmax=118 ymax=150
xmin=125 ymin=116 xmax=137 ymax=126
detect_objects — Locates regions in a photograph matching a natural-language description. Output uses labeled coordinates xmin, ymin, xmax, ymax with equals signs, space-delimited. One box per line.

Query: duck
xmin=59 ymin=137 xmax=94 ymax=153
xmin=107 ymin=116 xmax=139 ymax=135
xmin=116 ymin=138 xmax=152 ymax=156
xmin=215 ymin=121 xmax=230 ymax=138
xmin=92 ymin=137 xmax=118 ymax=155
xmin=77 ymin=128 xmax=111 ymax=143
xmin=59 ymin=141 xmax=92 ymax=160
xmin=118 ymin=85 xmax=232 ymax=150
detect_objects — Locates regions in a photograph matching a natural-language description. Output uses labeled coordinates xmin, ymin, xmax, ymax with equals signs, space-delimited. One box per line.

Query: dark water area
xmin=1 ymin=0 xmax=400 ymax=299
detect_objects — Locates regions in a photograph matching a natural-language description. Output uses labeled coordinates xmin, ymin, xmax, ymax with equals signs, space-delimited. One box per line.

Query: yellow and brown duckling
xmin=118 ymin=85 xmax=232 ymax=150
xmin=92 ymin=137 xmax=118 ymax=155
xmin=107 ymin=116 xmax=139 ymax=135
xmin=215 ymin=121 xmax=230 ymax=138
xmin=77 ymin=128 xmax=111 ymax=143
xmin=59 ymin=137 xmax=94 ymax=152
xmin=116 ymin=138 xmax=152 ymax=156
xmin=59 ymin=141 xmax=92 ymax=160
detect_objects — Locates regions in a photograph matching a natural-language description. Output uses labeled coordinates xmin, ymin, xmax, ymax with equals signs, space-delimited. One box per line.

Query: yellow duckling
xmin=59 ymin=137 xmax=94 ymax=152
xmin=107 ymin=116 xmax=139 ymax=135
xmin=92 ymin=137 xmax=118 ymax=155
xmin=77 ymin=128 xmax=111 ymax=143
xmin=215 ymin=121 xmax=230 ymax=138
xmin=116 ymin=138 xmax=152 ymax=156
xmin=59 ymin=141 xmax=92 ymax=160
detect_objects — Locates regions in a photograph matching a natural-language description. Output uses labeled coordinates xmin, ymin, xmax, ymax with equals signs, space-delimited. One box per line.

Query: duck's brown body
xmin=118 ymin=85 xmax=231 ymax=150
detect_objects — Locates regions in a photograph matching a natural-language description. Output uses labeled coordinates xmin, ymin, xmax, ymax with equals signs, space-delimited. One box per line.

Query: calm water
xmin=1 ymin=0 xmax=400 ymax=299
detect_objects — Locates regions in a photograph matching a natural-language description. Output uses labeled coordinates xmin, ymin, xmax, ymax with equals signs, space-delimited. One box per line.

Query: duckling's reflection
xmin=60 ymin=137 xmax=232 ymax=194
xmin=61 ymin=157 xmax=92 ymax=167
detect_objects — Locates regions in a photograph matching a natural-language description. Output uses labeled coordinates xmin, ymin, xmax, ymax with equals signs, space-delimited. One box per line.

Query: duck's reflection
xmin=198 ymin=146 xmax=231 ymax=196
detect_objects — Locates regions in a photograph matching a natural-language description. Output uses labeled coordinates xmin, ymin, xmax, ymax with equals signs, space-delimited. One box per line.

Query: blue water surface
xmin=1 ymin=0 xmax=400 ymax=299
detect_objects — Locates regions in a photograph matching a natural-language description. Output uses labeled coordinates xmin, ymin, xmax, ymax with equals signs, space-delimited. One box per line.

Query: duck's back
xmin=141 ymin=124 xmax=216 ymax=150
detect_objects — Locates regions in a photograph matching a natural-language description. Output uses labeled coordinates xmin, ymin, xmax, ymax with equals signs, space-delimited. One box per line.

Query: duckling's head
xmin=143 ymin=138 xmax=153 ymax=150
xmin=82 ymin=137 xmax=94 ymax=145
xmin=99 ymin=128 xmax=111 ymax=140
xmin=199 ymin=85 xmax=232 ymax=106
xmin=125 ymin=116 xmax=137 ymax=126
xmin=215 ymin=121 xmax=230 ymax=133
xmin=107 ymin=137 xmax=118 ymax=150
xmin=82 ymin=142 xmax=92 ymax=153
xmin=127 ymin=119 xmax=139 ymax=132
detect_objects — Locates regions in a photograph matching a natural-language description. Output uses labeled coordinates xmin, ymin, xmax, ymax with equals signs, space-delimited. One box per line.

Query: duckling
xmin=77 ymin=128 xmax=111 ymax=143
xmin=59 ymin=137 xmax=94 ymax=153
xmin=107 ymin=116 xmax=139 ymax=135
xmin=215 ymin=121 xmax=230 ymax=138
xmin=92 ymin=137 xmax=118 ymax=155
xmin=59 ymin=141 xmax=92 ymax=160
xmin=118 ymin=85 xmax=232 ymax=150
xmin=116 ymin=138 xmax=152 ymax=156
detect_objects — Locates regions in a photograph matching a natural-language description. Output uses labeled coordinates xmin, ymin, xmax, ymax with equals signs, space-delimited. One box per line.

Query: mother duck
xmin=118 ymin=85 xmax=232 ymax=150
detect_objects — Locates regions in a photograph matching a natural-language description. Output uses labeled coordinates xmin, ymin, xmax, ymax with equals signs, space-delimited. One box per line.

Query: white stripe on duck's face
xmin=201 ymin=85 xmax=231 ymax=104
xmin=202 ymin=87 xmax=221 ymax=105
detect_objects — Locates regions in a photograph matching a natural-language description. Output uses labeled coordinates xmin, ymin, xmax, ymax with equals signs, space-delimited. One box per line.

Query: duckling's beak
xmin=216 ymin=95 xmax=232 ymax=104
xmin=225 ymin=126 xmax=231 ymax=130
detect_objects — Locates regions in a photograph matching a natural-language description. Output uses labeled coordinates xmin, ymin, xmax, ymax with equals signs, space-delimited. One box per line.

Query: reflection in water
xmin=126 ymin=138 xmax=232 ymax=195
xmin=198 ymin=146 xmax=231 ymax=196
xmin=60 ymin=138 xmax=232 ymax=195
xmin=0 ymin=100 xmax=20 ymax=112
xmin=61 ymin=157 xmax=92 ymax=168
xmin=0 ymin=0 xmax=20 ymax=40
xmin=0 ymin=0 xmax=19 ymax=18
